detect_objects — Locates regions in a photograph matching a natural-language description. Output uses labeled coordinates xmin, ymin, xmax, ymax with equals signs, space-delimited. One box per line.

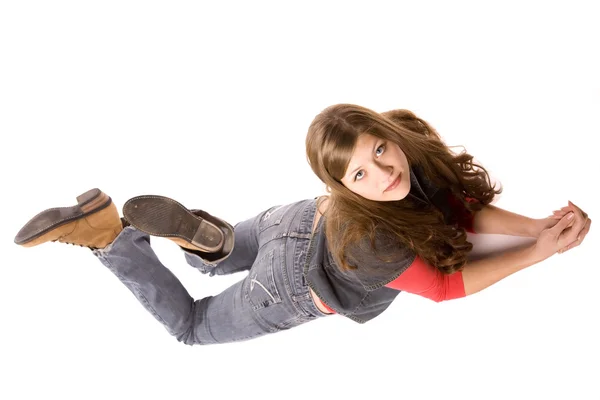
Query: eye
xmin=354 ymin=170 xmax=364 ymax=181
xmin=375 ymin=144 xmax=385 ymax=156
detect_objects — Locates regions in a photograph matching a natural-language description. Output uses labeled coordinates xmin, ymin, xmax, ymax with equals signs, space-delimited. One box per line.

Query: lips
xmin=384 ymin=173 xmax=401 ymax=192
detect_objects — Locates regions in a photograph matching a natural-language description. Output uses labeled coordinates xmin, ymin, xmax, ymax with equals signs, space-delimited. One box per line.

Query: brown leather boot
xmin=187 ymin=209 xmax=235 ymax=263
xmin=14 ymin=188 xmax=123 ymax=249
xmin=122 ymin=195 xmax=234 ymax=262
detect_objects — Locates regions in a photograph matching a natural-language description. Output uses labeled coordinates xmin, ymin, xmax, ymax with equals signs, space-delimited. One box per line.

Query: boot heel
xmin=77 ymin=189 xmax=111 ymax=214
xmin=76 ymin=188 xmax=101 ymax=205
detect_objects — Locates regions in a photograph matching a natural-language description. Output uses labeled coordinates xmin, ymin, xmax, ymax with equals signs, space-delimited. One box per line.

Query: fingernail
xmin=568 ymin=213 xmax=574 ymax=220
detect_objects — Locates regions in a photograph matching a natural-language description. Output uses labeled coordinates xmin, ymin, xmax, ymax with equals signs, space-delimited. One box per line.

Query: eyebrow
xmin=346 ymin=140 xmax=380 ymax=180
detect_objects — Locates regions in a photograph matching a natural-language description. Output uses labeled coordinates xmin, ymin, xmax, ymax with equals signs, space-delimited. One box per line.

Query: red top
xmin=318 ymin=193 xmax=476 ymax=314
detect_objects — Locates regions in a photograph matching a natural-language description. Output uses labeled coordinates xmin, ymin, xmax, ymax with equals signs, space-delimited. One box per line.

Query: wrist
xmin=530 ymin=217 xmax=563 ymax=239
xmin=527 ymin=218 xmax=543 ymax=238
xmin=529 ymin=241 xmax=552 ymax=264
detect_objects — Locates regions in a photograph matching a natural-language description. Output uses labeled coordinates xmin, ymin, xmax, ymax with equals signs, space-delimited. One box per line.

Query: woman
xmin=14 ymin=104 xmax=592 ymax=344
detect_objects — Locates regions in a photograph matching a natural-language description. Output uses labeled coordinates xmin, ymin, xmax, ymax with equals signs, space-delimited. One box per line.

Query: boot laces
xmin=52 ymin=237 xmax=96 ymax=250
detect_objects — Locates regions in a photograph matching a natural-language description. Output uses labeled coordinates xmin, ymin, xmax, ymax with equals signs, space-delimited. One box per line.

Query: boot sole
xmin=122 ymin=195 xmax=224 ymax=252
xmin=14 ymin=188 xmax=112 ymax=246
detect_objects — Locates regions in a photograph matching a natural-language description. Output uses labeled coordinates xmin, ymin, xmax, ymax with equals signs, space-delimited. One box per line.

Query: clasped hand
xmin=533 ymin=201 xmax=591 ymax=260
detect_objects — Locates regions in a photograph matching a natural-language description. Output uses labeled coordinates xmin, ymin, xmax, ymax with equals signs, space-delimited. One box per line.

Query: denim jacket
xmin=304 ymin=165 xmax=461 ymax=323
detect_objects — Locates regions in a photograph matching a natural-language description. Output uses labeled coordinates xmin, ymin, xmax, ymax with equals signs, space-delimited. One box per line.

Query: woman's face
xmin=340 ymin=133 xmax=411 ymax=201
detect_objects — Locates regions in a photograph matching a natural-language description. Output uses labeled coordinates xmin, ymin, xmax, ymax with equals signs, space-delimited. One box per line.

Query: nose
xmin=378 ymin=165 xmax=394 ymax=187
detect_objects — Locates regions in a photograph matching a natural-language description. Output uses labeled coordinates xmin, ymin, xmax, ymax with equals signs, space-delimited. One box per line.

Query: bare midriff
xmin=309 ymin=196 xmax=334 ymax=315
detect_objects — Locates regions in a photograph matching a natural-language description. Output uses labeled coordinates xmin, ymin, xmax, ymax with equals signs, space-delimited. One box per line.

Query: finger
xmin=559 ymin=237 xmax=581 ymax=254
xmin=554 ymin=210 xmax=583 ymax=221
xmin=578 ymin=216 xmax=589 ymax=238
xmin=585 ymin=220 xmax=592 ymax=239
xmin=554 ymin=212 xmax=575 ymax=232
xmin=560 ymin=219 xmax=592 ymax=253
xmin=568 ymin=205 xmax=586 ymax=230
xmin=577 ymin=218 xmax=592 ymax=241
xmin=569 ymin=201 xmax=588 ymax=216
xmin=568 ymin=201 xmax=582 ymax=215
xmin=560 ymin=220 xmax=581 ymax=242
xmin=557 ymin=217 xmax=579 ymax=246
xmin=568 ymin=201 xmax=588 ymax=220
xmin=566 ymin=238 xmax=582 ymax=252
xmin=562 ymin=206 xmax=583 ymax=219
xmin=551 ymin=214 xmax=570 ymax=220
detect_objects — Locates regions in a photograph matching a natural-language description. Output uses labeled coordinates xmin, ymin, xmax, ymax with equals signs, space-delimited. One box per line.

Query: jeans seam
xmin=98 ymin=254 xmax=170 ymax=329
xmin=277 ymin=203 xmax=315 ymax=319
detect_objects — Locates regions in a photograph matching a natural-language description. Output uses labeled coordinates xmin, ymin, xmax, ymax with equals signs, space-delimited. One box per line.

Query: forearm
xmin=472 ymin=204 xmax=537 ymax=237
xmin=461 ymin=243 xmax=541 ymax=296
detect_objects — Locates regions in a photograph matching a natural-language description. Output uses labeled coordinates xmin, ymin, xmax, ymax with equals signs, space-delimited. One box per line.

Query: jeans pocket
xmin=258 ymin=204 xmax=291 ymax=233
xmin=245 ymin=248 xmax=282 ymax=310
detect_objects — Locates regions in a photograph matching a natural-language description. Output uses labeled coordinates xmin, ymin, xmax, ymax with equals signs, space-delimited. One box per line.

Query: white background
xmin=1 ymin=1 xmax=598 ymax=399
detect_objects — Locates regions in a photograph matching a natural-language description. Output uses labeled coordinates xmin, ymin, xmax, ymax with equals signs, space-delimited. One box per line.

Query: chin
xmin=384 ymin=187 xmax=409 ymax=202
xmin=378 ymin=193 xmax=406 ymax=202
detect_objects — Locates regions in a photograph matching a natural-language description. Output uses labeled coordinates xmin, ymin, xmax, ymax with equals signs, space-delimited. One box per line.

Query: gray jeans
xmin=93 ymin=198 xmax=329 ymax=345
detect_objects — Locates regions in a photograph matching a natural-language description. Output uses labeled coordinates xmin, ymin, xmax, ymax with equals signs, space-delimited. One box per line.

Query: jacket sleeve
xmin=384 ymin=255 xmax=466 ymax=302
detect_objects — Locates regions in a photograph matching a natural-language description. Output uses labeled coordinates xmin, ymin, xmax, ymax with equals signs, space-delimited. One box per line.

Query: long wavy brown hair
xmin=305 ymin=104 xmax=502 ymax=274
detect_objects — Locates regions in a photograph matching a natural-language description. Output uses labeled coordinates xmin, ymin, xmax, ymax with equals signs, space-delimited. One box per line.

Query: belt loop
xmin=292 ymin=292 xmax=310 ymax=302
